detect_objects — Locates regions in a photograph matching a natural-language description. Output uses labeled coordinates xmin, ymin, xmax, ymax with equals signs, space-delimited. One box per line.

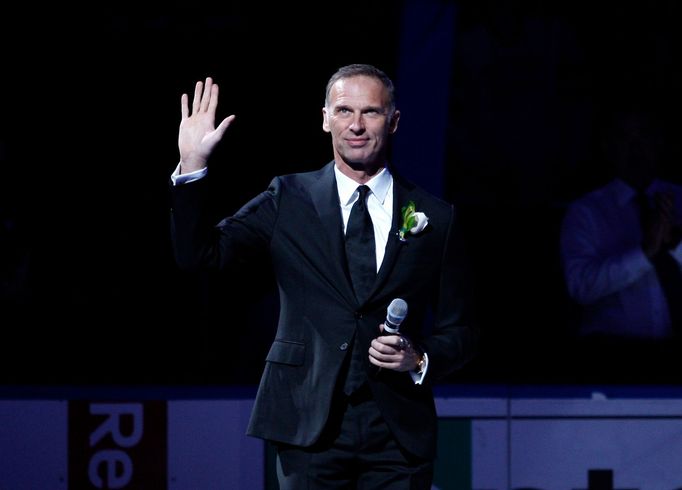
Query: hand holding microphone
xmin=370 ymin=298 xmax=422 ymax=372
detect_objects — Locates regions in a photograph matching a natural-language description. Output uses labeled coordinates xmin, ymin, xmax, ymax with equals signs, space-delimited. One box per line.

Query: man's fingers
xmin=371 ymin=336 xmax=411 ymax=358
xmin=192 ymin=80 xmax=203 ymax=115
xmin=369 ymin=345 xmax=400 ymax=363
xmin=372 ymin=335 xmax=403 ymax=353
xmin=368 ymin=344 xmax=411 ymax=372
xmin=207 ymin=82 xmax=220 ymax=114
xmin=200 ymin=77 xmax=213 ymax=112
xmin=180 ymin=93 xmax=189 ymax=120
xmin=215 ymin=114 xmax=236 ymax=139
xmin=655 ymin=193 xmax=675 ymax=219
xmin=186 ymin=78 xmax=220 ymax=119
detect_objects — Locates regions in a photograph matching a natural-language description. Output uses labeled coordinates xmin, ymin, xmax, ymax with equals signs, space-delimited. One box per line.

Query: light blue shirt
xmin=560 ymin=178 xmax=682 ymax=339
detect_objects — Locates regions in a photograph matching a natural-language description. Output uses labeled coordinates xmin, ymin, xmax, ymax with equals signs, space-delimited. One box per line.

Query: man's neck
xmin=335 ymin=160 xmax=386 ymax=184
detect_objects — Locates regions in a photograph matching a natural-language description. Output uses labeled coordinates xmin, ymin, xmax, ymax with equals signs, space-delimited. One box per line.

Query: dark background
xmin=2 ymin=0 xmax=681 ymax=385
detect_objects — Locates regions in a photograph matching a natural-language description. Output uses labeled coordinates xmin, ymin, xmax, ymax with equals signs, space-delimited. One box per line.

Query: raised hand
xmin=178 ymin=77 xmax=235 ymax=173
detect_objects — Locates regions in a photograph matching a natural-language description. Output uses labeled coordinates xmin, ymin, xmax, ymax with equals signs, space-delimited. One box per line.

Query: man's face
xmin=607 ymin=114 xmax=661 ymax=189
xmin=322 ymin=75 xmax=399 ymax=172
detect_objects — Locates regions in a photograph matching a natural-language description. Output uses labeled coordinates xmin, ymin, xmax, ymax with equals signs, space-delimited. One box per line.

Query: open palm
xmin=178 ymin=77 xmax=235 ymax=172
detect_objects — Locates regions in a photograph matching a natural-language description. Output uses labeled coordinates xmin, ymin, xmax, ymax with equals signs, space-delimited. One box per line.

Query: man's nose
xmin=349 ymin=114 xmax=365 ymax=132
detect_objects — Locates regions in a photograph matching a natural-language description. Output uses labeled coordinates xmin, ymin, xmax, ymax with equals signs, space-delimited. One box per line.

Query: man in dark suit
xmin=170 ymin=64 xmax=476 ymax=489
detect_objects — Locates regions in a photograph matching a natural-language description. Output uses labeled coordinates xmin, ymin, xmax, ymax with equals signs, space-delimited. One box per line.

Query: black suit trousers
xmin=275 ymin=385 xmax=434 ymax=490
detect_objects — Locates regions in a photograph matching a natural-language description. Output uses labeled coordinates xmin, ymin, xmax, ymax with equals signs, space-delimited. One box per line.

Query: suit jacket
xmin=170 ymin=161 xmax=475 ymax=459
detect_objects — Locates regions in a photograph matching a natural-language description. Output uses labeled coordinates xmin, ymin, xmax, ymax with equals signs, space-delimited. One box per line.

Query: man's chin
xmin=344 ymin=159 xmax=384 ymax=174
xmin=345 ymin=159 xmax=369 ymax=171
xmin=340 ymin=152 xmax=382 ymax=171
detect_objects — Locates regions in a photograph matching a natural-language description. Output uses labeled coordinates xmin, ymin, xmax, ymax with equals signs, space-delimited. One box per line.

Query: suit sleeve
xmin=170 ymin=176 xmax=279 ymax=271
xmin=419 ymin=204 xmax=477 ymax=380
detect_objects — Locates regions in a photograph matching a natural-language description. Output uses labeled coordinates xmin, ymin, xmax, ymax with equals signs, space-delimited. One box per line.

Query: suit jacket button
xmin=354 ymin=311 xmax=363 ymax=319
xmin=340 ymin=342 xmax=349 ymax=351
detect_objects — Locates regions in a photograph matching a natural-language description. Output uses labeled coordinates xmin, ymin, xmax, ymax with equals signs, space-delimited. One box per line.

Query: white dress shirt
xmin=171 ymin=164 xmax=206 ymax=185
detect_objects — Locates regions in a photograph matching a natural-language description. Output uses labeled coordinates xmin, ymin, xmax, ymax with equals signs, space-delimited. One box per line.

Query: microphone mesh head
xmin=387 ymin=298 xmax=408 ymax=325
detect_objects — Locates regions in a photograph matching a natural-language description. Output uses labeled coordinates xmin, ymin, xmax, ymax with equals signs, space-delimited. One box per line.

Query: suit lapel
xmin=309 ymin=163 xmax=357 ymax=306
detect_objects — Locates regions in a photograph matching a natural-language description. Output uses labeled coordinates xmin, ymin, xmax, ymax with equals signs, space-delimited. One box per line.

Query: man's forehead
xmin=329 ymin=76 xmax=387 ymax=104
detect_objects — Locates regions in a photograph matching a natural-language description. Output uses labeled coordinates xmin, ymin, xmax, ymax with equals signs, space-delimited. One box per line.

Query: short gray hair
xmin=324 ymin=64 xmax=396 ymax=114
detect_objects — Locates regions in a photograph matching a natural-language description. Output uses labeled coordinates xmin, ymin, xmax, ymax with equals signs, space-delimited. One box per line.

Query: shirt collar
xmin=334 ymin=164 xmax=392 ymax=206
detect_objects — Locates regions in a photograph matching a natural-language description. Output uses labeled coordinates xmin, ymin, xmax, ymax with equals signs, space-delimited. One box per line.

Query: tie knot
xmin=357 ymin=185 xmax=370 ymax=201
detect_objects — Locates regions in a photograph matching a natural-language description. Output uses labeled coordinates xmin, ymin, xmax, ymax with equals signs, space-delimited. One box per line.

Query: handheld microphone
xmin=383 ymin=298 xmax=408 ymax=334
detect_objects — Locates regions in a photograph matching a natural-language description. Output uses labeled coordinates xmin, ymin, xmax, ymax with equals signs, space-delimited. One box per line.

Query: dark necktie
xmin=343 ymin=184 xmax=376 ymax=395
xmin=636 ymin=191 xmax=682 ymax=334
xmin=345 ymin=185 xmax=377 ymax=302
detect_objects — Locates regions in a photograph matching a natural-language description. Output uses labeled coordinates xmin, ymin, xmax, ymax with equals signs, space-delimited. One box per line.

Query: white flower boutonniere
xmin=398 ymin=201 xmax=429 ymax=241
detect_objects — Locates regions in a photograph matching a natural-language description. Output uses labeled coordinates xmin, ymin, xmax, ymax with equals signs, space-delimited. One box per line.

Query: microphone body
xmin=383 ymin=298 xmax=408 ymax=335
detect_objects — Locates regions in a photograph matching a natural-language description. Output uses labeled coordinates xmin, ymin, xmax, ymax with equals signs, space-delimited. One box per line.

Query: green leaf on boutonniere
xmin=398 ymin=200 xmax=417 ymax=241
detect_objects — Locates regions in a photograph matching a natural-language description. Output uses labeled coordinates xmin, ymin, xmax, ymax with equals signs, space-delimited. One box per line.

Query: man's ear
xmin=389 ymin=110 xmax=401 ymax=134
xmin=322 ymin=107 xmax=330 ymax=133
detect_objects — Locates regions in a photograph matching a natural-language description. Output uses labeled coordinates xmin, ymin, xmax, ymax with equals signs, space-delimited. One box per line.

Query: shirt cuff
xmin=170 ymin=163 xmax=207 ymax=186
xmin=631 ymin=246 xmax=655 ymax=274
xmin=409 ymin=352 xmax=429 ymax=385
xmin=670 ymin=240 xmax=682 ymax=265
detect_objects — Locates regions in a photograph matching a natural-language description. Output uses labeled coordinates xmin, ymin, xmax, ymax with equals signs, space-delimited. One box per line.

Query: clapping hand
xmin=642 ymin=191 xmax=678 ymax=257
